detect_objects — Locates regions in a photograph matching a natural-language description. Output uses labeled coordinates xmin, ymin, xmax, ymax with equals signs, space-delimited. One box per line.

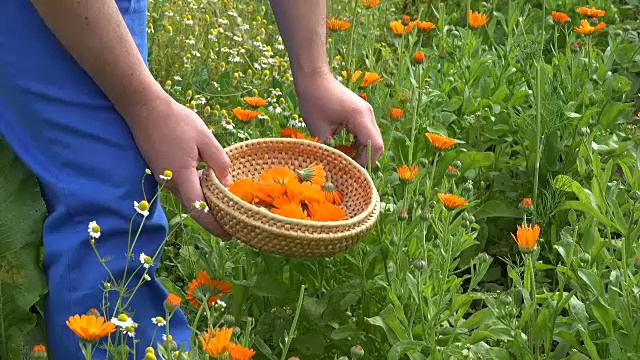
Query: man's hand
xmin=126 ymin=96 xmax=232 ymax=240
xmin=294 ymin=71 xmax=384 ymax=165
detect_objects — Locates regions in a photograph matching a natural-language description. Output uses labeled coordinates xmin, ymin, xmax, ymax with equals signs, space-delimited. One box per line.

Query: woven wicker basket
xmin=200 ymin=138 xmax=380 ymax=258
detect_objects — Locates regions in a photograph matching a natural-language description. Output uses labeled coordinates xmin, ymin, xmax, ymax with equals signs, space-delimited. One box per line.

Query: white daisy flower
xmin=229 ymin=55 xmax=241 ymax=63
xmin=139 ymin=253 xmax=153 ymax=268
xmin=184 ymin=18 xmax=193 ymax=25
xmin=194 ymin=200 xmax=209 ymax=213
xmin=111 ymin=314 xmax=134 ymax=329
xmin=218 ymin=18 xmax=228 ymax=24
xmin=233 ymin=34 xmax=243 ymax=41
xmin=165 ymin=11 xmax=174 ymax=16
xmin=222 ymin=118 xmax=235 ymax=130
xmin=159 ymin=170 xmax=173 ymax=181
xmin=123 ymin=324 xmax=136 ymax=338
xmin=173 ymin=76 xmax=182 ymax=81
xmin=152 ymin=316 xmax=166 ymax=327
xmin=227 ymin=11 xmax=238 ymax=17
xmin=185 ymin=37 xmax=196 ymax=45
xmin=88 ymin=221 xmax=101 ymax=238
xmin=240 ymin=24 xmax=250 ymax=30
xmin=134 ymin=200 xmax=150 ymax=217
xmin=268 ymin=104 xmax=282 ymax=114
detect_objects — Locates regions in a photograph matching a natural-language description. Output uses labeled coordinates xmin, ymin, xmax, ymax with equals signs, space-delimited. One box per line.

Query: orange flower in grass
xmin=635 ymin=112 xmax=640 ymax=121
xmin=165 ymin=293 xmax=182 ymax=311
xmin=200 ymin=328 xmax=233 ymax=357
xmin=413 ymin=51 xmax=426 ymax=64
xmin=551 ymin=11 xmax=570 ymax=24
xmin=511 ymin=223 xmax=540 ymax=253
xmin=390 ymin=108 xmax=403 ymax=119
xmin=438 ymin=193 xmax=467 ymax=210
xmin=361 ymin=0 xmax=380 ymax=8
xmin=31 ymin=345 xmax=47 ymax=359
xmin=468 ymin=9 xmax=489 ymax=29
xmin=232 ymin=107 xmax=261 ymax=121
xmin=574 ymin=19 xmax=606 ymax=35
xmin=243 ymin=96 xmax=269 ymax=107
xmin=426 ymin=132 xmax=456 ymax=150
xmin=281 ymin=127 xmax=320 ymax=142
xmin=397 ymin=164 xmax=418 ymax=182
xmin=577 ymin=6 xmax=606 ymax=17
xmin=416 ymin=20 xmax=436 ymax=31
xmin=390 ymin=20 xmax=415 ymax=35
xmin=272 ymin=202 xmax=309 ymax=220
xmin=229 ymin=342 xmax=257 ymax=360
xmin=307 ymin=201 xmax=347 ymax=221
xmin=519 ymin=198 xmax=533 ymax=210
xmin=66 ymin=314 xmax=116 ymax=343
xmin=328 ymin=18 xmax=350 ymax=31
xmin=359 ymin=72 xmax=384 ymax=88
xmin=185 ymin=270 xmax=232 ymax=309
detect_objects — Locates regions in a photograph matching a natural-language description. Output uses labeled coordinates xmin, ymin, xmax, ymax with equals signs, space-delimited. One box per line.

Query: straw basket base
xmin=200 ymin=138 xmax=380 ymax=258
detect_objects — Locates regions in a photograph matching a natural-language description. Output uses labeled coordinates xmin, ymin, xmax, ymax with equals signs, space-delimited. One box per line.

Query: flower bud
xmin=461 ymin=220 xmax=471 ymax=229
xmin=385 ymin=78 xmax=395 ymax=88
xmin=452 ymin=160 xmax=462 ymax=169
xmin=578 ymin=252 xmax=590 ymax=265
xmin=577 ymin=127 xmax=590 ymax=137
xmin=439 ymin=49 xmax=447 ymax=59
xmin=634 ymin=256 xmax=640 ymax=270
xmin=414 ymin=259 xmax=426 ymax=270
xmin=629 ymin=190 xmax=640 ymax=202
xmin=463 ymin=181 xmax=474 ymax=194
xmin=232 ymin=326 xmax=242 ymax=336
xmin=570 ymin=42 xmax=580 ymax=52
xmin=398 ymin=209 xmax=409 ymax=222
xmin=223 ymin=314 xmax=235 ymax=326
xmin=419 ymin=209 xmax=432 ymax=221
xmin=351 ymin=344 xmax=365 ymax=358
xmin=31 ymin=345 xmax=47 ymax=360
xmin=144 ymin=353 xmax=157 ymax=360
xmin=446 ymin=165 xmax=459 ymax=178
xmin=324 ymin=136 xmax=335 ymax=147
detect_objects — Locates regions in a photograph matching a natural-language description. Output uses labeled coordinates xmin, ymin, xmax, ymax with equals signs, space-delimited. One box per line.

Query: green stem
xmin=409 ymin=64 xmax=423 ymax=165
xmin=528 ymin=254 xmax=537 ymax=355
xmin=532 ymin=64 xmax=542 ymax=221
xmin=281 ymin=285 xmax=306 ymax=360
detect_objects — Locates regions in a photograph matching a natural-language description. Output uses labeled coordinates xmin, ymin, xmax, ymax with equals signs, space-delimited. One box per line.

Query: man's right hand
xmin=126 ymin=94 xmax=233 ymax=240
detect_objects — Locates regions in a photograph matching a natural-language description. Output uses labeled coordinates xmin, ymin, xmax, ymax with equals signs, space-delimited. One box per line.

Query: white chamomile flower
xmin=222 ymin=118 xmax=235 ymax=130
xmin=194 ymin=200 xmax=209 ymax=213
xmin=88 ymin=221 xmax=101 ymax=239
xmin=123 ymin=324 xmax=136 ymax=338
xmin=214 ymin=300 xmax=227 ymax=309
xmin=139 ymin=253 xmax=153 ymax=269
xmin=152 ymin=316 xmax=166 ymax=327
xmin=134 ymin=200 xmax=150 ymax=217
xmin=111 ymin=314 xmax=134 ymax=329
xmin=159 ymin=170 xmax=173 ymax=181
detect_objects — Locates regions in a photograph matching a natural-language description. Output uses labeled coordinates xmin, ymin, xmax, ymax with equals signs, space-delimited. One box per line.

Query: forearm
xmin=30 ymin=0 xmax=170 ymax=125
xmin=269 ymin=0 xmax=331 ymax=83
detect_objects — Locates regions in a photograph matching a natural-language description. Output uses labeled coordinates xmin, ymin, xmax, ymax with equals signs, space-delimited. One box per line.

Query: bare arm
xmin=30 ymin=0 xmax=170 ymax=125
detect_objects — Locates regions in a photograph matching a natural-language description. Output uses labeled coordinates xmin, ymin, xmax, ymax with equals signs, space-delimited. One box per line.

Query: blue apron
xmin=0 ymin=1 xmax=190 ymax=358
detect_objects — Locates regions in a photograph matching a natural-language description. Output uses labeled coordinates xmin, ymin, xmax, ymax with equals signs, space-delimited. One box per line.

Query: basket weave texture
xmin=201 ymin=138 xmax=380 ymax=258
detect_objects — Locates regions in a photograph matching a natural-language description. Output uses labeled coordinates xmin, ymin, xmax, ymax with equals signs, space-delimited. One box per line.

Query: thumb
xmin=199 ymin=132 xmax=232 ymax=187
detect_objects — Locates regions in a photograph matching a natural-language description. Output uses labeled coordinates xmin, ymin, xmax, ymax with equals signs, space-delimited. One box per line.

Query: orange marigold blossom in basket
xmin=200 ymin=328 xmax=233 ymax=357
xmin=243 ymin=96 xmax=269 ymax=107
xmin=425 ymin=132 xmax=456 ymax=150
xmin=66 ymin=314 xmax=116 ymax=343
xmin=511 ymin=223 xmax=540 ymax=253
xmin=228 ymin=163 xmax=347 ymax=221
xmin=390 ymin=108 xmax=403 ymax=119
xmin=468 ymin=9 xmax=489 ymax=29
xmin=438 ymin=193 xmax=467 ymax=210
xmin=185 ymin=270 xmax=232 ymax=309
xmin=574 ymin=19 xmax=606 ymax=35
xmin=328 ymin=18 xmax=350 ymax=31
xmin=229 ymin=342 xmax=257 ymax=360
xmin=232 ymin=107 xmax=261 ymax=121
xmin=551 ymin=11 xmax=570 ymax=24
xmin=577 ymin=6 xmax=606 ymax=17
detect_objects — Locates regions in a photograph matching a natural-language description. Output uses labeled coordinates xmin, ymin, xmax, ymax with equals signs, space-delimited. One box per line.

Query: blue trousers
xmin=0 ymin=1 xmax=190 ymax=358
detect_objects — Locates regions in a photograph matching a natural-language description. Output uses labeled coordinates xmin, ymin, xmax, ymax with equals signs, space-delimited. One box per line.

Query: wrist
xmin=117 ymin=78 xmax=175 ymax=129
xmin=291 ymin=64 xmax=333 ymax=91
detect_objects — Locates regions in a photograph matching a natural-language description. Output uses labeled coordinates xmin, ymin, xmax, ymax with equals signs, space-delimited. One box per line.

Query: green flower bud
xmin=629 ymin=190 xmax=640 ymax=202
xmin=398 ymin=209 xmax=409 ymax=222
xmin=452 ymin=160 xmax=462 ymax=169
xmin=414 ymin=259 xmax=427 ymax=270
xmin=351 ymin=345 xmax=365 ymax=359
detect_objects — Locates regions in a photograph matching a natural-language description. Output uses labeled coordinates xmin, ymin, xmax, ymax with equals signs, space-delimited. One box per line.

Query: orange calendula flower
xmin=390 ymin=108 xmax=403 ymax=119
xmin=359 ymin=72 xmax=383 ymax=88
xmin=574 ymin=19 xmax=606 ymax=35
xmin=307 ymin=201 xmax=347 ymax=221
xmin=425 ymin=132 xmax=456 ymax=150
xmin=328 ymin=18 xmax=351 ymax=31
xmin=577 ymin=6 xmax=606 ymax=17
xmin=551 ymin=11 xmax=570 ymax=24
xmin=359 ymin=93 xmax=368 ymax=101
xmin=397 ymin=164 xmax=418 ymax=182
xmin=390 ymin=20 xmax=415 ymax=35
xmin=438 ymin=193 xmax=468 ymax=210
xmin=281 ymin=128 xmax=304 ymax=138
xmin=259 ymin=166 xmax=298 ymax=186
xmin=66 ymin=314 xmax=116 ymax=343
xmin=165 ymin=293 xmax=182 ymax=310
xmin=200 ymin=328 xmax=233 ymax=357
xmin=272 ymin=202 xmax=309 ymax=220
xmin=232 ymin=107 xmax=261 ymax=121
xmin=322 ymin=180 xmax=343 ymax=205
xmin=635 ymin=112 xmax=640 ymax=121
xmin=361 ymin=0 xmax=380 ymax=8
xmin=296 ymin=162 xmax=327 ymax=187
xmin=511 ymin=223 xmax=540 ymax=253
xmin=519 ymin=198 xmax=533 ymax=210
xmin=413 ymin=51 xmax=426 ymax=64
xmin=349 ymin=70 xmax=363 ymax=83
xmin=416 ymin=20 xmax=436 ymax=31
xmin=31 ymin=345 xmax=47 ymax=360
xmin=229 ymin=342 xmax=257 ymax=360
xmin=185 ymin=270 xmax=232 ymax=309
xmin=243 ymin=96 xmax=269 ymax=107
xmin=229 ymin=178 xmax=259 ymax=204
xmin=468 ymin=9 xmax=489 ymax=29
xmin=336 ymin=144 xmax=357 ymax=158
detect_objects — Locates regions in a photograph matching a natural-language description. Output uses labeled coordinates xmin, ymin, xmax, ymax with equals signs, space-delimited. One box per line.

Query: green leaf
xmin=0 ymin=138 xmax=48 ymax=360
xmin=252 ymin=335 xmax=278 ymax=360
xmin=365 ymin=304 xmax=409 ymax=345
xmin=473 ymin=200 xmax=522 ymax=219
xmin=599 ymin=102 xmax=630 ymax=129
xmin=552 ymin=175 xmax=598 ymax=209
xmin=387 ymin=340 xmax=426 ymax=360
xmin=460 ymin=308 xmax=494 ymax=330
xmin=330 ymin=323 xmax=365 ymax=340
xmin=577 ymin=268 xmax=606 ymax=299
xmin=157 ymin=277 xmax=186 ymax=298
xmin=556 ymin=201 xmax=619 ymax=232
xmin=589 ymin=298 xmax=613 ymax=338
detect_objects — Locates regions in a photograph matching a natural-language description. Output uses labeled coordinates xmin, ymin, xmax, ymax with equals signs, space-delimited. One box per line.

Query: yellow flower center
xmin=226 ymin=119 xmax=233 ymax=125
xmin=137 ymin=201 xmax=149 ymax=211
xmin=124 ymin=326 xmax=135 ymax=333
xmin=163 ymin=170 xmax=173 ymax=178
xmin=144 ymin=256 xmax=152 ymax=264
xmin=91 ymin=225 xmax=100 ymax=233
xmin=117 ymin=314 xmax=129 ymax=322
xmin=154 ymin=316 xmax=165 ymax=323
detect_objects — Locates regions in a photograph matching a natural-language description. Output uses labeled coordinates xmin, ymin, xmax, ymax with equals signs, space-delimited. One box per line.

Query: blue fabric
xmin=0 ymin=1 xmax=190 ymax=358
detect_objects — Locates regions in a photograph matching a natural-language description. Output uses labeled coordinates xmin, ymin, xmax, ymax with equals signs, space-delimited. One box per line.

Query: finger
xmin=199 ymin=132 xmax=232 ymax=187
xmin=349 ymin=107 xmax=384 ymax=166
xmin=173 ymin=168 xmax=231 ymax=240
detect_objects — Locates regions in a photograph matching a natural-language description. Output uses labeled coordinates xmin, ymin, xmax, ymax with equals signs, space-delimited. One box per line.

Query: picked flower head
xmin=88 ymin=221 xmax=101 ymax=239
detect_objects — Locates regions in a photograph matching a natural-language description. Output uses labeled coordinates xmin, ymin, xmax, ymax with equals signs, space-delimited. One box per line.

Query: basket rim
xmin=204 ymin=137 xmax=379 ymax=228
